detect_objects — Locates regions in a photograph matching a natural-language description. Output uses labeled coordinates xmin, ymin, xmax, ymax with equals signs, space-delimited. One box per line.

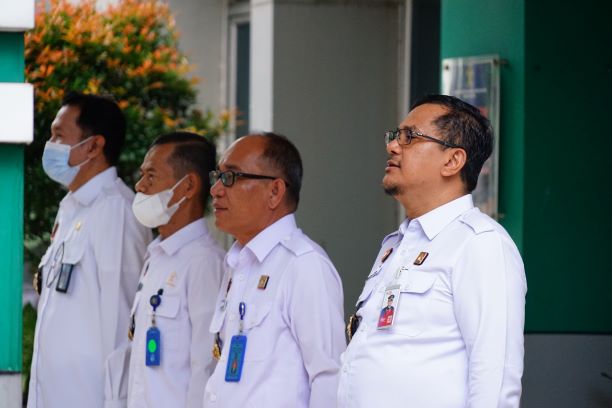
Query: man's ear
xmin=87 ymin=135 xmax=106 ymax=161
xmin=183 ymin=173 xmax=200 ymax=200
xmin=440 ymin=148 xmax=467 ymax=178
xmin=268 ymin=179 xmax=287 ymax=210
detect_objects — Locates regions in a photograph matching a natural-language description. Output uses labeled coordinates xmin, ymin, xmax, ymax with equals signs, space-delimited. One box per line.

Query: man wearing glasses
xmin=338 ymin=95 xmax=527 ymax=407
xmin=203 ymin=133 xmax=346 ymax=408
xmin=28 ymin=93 xmax=151 ymax=408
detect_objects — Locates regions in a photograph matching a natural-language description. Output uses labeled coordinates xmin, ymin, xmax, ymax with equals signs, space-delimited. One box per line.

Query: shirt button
xmin=238 ymin=274 xmax=245 ymax=281
xmin=209 ymin=393 xmax=217 ymax=402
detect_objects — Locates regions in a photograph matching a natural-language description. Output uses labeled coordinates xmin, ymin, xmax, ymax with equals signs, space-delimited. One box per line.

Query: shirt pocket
xmin=152 ymin=295 xmax=182 ymax=351
xmin=61 ymin=242 xmax=86 ymax=265
xmin=242 ymin=301 xmax=274 ymax=362
xmin=393 ymin=271 xmax=437 ymax=337
xmin=356 ymin=275 xmax=380 ymax=307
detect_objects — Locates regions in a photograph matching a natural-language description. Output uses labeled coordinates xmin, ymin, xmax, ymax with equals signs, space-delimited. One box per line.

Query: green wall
xmin=441 ymin=0 xmax=525 ymax=250
xmin=0 ymin=32 xmax=25 ymax=372
xmin=522 ymin=1 xmax=611 ymax=332
xmin=442 ymin=0 xmax=611 ymax=332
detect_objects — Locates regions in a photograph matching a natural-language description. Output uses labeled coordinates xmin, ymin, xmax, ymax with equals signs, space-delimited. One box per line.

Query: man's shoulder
xmin=280 ymin=228 xmax=328 ymax=260
xmin=459 ymin=207 xmax=499 ymax=235
xmin=185 ymin=233 xmax=226 ymax=263
xmin=99 ymin=177 xmax=135 ymax=202
xmin=381 ymin=230 xmax=401 ymax=246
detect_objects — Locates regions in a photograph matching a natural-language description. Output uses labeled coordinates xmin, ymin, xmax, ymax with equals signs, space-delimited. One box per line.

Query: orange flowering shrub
xmin=24 ymin=0 xmax=228 ymax=245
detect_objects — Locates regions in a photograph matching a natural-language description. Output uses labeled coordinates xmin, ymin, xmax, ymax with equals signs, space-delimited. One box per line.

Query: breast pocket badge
xmin=377 ymin=285 xmax=401 ymax=329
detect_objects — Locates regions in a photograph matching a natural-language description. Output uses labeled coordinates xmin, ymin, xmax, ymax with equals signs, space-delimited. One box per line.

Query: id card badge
xmin=225 ymin=335 xmax=247 ymax=382
xmin=55 ymin=263 xmax=75 ymax=293
xmin=145 ymin=326 xmax=161 ymax=366
xmin=377 ymin=284 xmax=401 ymax=329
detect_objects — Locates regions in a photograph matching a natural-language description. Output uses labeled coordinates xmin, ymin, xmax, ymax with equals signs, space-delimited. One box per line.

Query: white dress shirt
xmin=338 ymin=195 xmax=527 ymax=408
xmin=204 ymin=214 xmax=346 ymax=408
xmin=28 ymin=167 xmax=151 ymax=408
xmin=127 ymin=219 xmax=225 ymax=408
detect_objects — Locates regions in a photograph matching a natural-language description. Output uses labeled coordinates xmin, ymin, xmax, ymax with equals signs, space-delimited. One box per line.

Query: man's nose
xmin=135 ymin=178 xmax=146 ymax=193
xmin=210 ymin=179 xmax=224 ymax=197
xmin=386 ymin=139 xmax=401 ymax=156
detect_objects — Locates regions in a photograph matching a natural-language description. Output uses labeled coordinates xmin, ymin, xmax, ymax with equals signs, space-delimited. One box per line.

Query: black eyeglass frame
xmin=209 ymin=169 xmax=284 ymax=187
xmin=384 ymin=127 xmax=463 ymax=149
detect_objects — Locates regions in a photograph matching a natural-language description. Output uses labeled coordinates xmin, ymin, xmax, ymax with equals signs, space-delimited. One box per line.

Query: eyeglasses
xmin=209 ymin=169 xmax=280 ymax=187
xmin=384 ymin=127 xmax=462 ymax=149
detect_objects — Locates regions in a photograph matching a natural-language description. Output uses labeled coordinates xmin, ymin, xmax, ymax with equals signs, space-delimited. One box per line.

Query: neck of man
xmin=158 ymin=200 xmax=205 ymax=240
xmin=399 ymin=181 xmax=467 ymax=220
xmin=68 ymin=158 xmax=111 ymax=192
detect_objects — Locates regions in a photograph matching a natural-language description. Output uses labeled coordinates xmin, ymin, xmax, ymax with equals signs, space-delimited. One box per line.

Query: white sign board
xmin=0 ymin=0 xmax=35 ymax=31
xmin=0 ymin=83 xmax=34 ymax=144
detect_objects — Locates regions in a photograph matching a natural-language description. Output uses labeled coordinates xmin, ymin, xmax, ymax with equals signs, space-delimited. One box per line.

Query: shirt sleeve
xmin=283 ymin=253 xmax=347 ymax=408
xmin=452 ymin=231 xmax=527 ymax=408
xmin=186 ymin=247 xmax=224 ymax=408
xmin=93 ymin=196 xmax=151 ymax=358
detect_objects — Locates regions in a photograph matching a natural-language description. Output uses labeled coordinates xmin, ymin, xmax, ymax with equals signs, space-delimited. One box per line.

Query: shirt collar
xmin=227 ymin=213 xmax=297 ymax=267
xmin=69 ymin=167 xmax=118 ymax=206
xmin=416 ymin=194 xmax=474 ymax=240
xmin=149 ymin=218 xmax=209 ymax=257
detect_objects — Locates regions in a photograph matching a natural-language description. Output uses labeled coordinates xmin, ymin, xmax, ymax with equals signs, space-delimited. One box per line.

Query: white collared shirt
xmin=127 ymin=219 xmax=225 ymax=408
xmin=338 ymin=195 xmax=527 ymax=408
xmin=203 ymin=214 xmax=346 ymax=408
xmin=28 ymin=167 xmax=151 ymax=408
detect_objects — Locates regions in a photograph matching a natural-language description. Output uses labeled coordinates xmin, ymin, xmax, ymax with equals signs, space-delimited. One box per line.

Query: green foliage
xmin=24 ymin=0 xmax=228 ymax=258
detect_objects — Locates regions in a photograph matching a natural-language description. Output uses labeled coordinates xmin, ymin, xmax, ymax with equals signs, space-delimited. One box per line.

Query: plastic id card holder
xmin=55 ymin=263 xmax=75 ymax=293
xmin=225 ymin=335 xmax=247 ymax=382
xmin=145 ymin=326 xmax=161 ymax=366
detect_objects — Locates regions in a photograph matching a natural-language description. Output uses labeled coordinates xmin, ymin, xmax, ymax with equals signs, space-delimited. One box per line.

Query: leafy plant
xmin=24 ymin=0 xmax=228 ymax=256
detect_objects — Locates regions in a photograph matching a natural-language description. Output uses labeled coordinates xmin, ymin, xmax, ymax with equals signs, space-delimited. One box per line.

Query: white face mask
xmin=41 ymin=137 xmax=92 ymax=187
xmin=131 ymin=176 xmax=188 ymax=228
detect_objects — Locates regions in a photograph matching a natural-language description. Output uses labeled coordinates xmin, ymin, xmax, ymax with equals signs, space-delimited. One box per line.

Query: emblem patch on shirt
xmin=381 ymin=248 xmax=393 ymax=263
xmin=413 ymin=251 xmax=429 ymax=265
xmin=166 ymin=271 xmax=177 ymax=288
xmin=257 ymin=275 xmax=269 ymax=290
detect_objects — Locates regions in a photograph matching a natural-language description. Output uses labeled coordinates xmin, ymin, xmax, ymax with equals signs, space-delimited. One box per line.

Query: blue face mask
xmin=42 ymin=137 xmax=92 ymax=187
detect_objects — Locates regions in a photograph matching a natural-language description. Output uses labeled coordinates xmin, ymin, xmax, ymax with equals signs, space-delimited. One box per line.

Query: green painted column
xmin=441 ymin=0 xmax=526 ymax=251
xmin=0 ymin=32 xmax=25 ymax=405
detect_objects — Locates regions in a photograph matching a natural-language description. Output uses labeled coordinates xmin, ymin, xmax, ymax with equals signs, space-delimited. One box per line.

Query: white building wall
xmin=252 ymin=0 xmax=402 ymax=316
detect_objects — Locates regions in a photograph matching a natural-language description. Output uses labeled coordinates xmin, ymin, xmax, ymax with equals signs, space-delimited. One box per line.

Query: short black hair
xmin=256 ymin=132 xmax=303 ymax=211
xmin=151 ymin=131 xmax=217 ymax=207
xmin=61 ymin=92 xmax=126 ymax=166
xmin=411 ymin=94 xmax=493 ymax=192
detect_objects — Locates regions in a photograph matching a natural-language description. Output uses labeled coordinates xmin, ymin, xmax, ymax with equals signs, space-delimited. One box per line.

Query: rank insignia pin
xmin=413 ymin=251 xmax=429 ymax=265
xmin=381 ymin=248 xmax=393 ymax=263
xmin=166 ymin=271 xmax=177 ymax=288
xmin=257 ymin=275 xmax=270 ymax=290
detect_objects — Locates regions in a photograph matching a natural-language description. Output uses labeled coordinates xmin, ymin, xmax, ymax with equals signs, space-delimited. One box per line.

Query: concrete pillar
xmin=250 ymin=0 xmax=403 ymax=317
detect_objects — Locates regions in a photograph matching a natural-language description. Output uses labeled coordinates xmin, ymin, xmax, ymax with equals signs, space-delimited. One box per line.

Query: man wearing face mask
xmin=28 ymin=93 xmax=151 ymax=408
xmin=121 ymin=132 xmax=225 ymax=408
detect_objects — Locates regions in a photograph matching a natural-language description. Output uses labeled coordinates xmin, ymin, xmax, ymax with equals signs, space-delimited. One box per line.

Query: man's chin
xmin=383 ymin=184 xmax=402 ymax=197
xmin=382 ymin=181 xmax=402 ymax=197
